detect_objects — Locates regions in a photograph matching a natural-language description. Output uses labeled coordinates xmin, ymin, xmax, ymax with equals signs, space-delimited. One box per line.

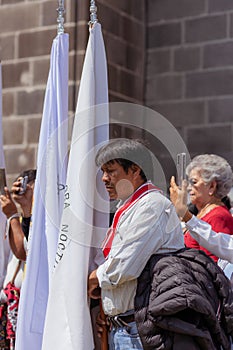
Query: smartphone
xmin=18 ymin=175 xmax=29 ymax=195
xmin=176 ymin=153 xmax=186 ymax=188
xmin=0 ymin=168 xmax=7 ymax=195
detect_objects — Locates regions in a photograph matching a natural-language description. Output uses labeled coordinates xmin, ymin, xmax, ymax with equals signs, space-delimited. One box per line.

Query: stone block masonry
xmin=1 ymin=0 xmax=233 ymax=185
xmin=0 ymin=0 xmax=86 ymax=183
xmin=0 ymin=0 xmax=146 ymax=183
xmin=146 ymin=0 xmax=233 ymax=171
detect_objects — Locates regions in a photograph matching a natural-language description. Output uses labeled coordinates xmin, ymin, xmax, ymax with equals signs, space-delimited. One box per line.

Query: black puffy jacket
xmin=135 ymin=248 xmax=233 ymax=350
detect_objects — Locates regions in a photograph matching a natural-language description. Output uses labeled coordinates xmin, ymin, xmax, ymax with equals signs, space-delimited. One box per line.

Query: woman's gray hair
xmin=186 ymin=154 xmax=233 ymax=199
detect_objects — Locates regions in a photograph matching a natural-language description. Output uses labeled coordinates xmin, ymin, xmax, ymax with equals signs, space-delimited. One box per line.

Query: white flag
xmin=42 ymin=23 xmax=109 ymax=350
xmin=15 ymin=33 xmax=69 ymax=350
xmin=0 ymin=64 xmax=10 ymax=290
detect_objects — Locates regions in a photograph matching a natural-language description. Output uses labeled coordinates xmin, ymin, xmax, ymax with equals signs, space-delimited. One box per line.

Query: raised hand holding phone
xmin=18 ymin=176 xmax=29 ymax=195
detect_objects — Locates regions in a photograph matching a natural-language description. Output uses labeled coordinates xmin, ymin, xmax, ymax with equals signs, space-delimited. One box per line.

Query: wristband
xmin=5 ymin=213 xmax=21 ymax=238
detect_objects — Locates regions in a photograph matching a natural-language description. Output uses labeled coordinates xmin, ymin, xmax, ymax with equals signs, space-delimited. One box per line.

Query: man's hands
xmin=88 ymin=271 xmax=109 ymax=341
xmin=96 ymin=309 xmax=109 ymax=339
xmin=88 ymin=269 xmax=101 ymax=299
xmin=169 ymin=176 xmax=192 ymax=222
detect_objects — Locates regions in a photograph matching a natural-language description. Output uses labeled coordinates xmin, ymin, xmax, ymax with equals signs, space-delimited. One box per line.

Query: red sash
xmin=102 ymin=182 xmax=161 ymax=258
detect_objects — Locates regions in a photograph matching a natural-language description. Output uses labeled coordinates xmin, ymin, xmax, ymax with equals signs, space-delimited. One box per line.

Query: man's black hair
xmin=95 ymin=139 xmax=153 ymax=182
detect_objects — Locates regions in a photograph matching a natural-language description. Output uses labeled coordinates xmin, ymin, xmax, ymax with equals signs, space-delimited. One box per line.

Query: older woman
xmin=171 ymin=154 xmax=233 ymax=262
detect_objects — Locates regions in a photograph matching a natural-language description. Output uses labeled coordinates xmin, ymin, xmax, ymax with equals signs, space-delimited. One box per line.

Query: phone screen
xmin=0 ymin=168 xmax=7 ymax=195
xmin=176 ymin=153 xmax=186 ymax=187
xmin=18 ymin=175 xmax=29 ymax=195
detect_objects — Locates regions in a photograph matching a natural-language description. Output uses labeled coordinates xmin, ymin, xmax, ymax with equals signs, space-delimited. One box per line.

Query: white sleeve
xmin=97 ymin=195 xmax=183 ymax=289
xmin=186 ymin=216 xmax=233 ymax=263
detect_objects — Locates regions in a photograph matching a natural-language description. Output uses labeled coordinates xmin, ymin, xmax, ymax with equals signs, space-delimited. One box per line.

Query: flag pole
xmin=57 ymin=0 xmax=65 ymax=34
xmin=89 ymin=0 xmax=98 ymax=27
xmin=89 ymin=5 xmax=109 ymax=350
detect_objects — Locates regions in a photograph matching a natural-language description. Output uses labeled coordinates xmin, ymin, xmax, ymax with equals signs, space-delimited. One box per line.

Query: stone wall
xmin=0 ymin=0 xmax=146 ymax=183
xmin=1 ymin=0 xmax=233 ymax=186
xmin=146 ymin=0 xmax=233 ymax=169
xmin=97 ymin=0 xmax=146 ymax=140
xmin=0 ymin=0 xmax=82 ymax=183
xmin=98 ymin=0 xmax=145 ymax=103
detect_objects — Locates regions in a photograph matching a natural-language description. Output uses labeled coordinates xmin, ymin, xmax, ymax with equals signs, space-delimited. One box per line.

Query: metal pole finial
xmin=57 ymin=0 xmax=65 ymax=34
xmin=89 ymin=0 xmax=98 ymax=26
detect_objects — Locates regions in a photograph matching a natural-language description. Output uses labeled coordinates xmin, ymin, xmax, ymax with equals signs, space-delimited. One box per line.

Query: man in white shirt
xmin=88 ymin=139 xmax=184 ymax=350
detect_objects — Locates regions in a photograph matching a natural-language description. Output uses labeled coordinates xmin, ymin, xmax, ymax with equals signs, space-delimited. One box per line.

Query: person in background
xmin=0 ymin=169 xmax=36 ymax=260
xmin=171 ymin=154 xmax=233 ymax=263
xmin=171 ymin=180 xmax=233 ymax=350
xmin=170 ymin=179 xmax=233 ymax=288
xmin=0 ymin=169 xmax=36 ymax=348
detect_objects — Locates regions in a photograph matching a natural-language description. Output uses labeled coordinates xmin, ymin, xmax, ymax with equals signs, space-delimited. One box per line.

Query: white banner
xmin=42 ymin=23 xmax=109 ymax=350
xmin=15 ymin=33 xmax=69 ymax=350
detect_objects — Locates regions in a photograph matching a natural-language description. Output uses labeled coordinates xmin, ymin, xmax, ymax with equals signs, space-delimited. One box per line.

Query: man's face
xmin=101 ymin=161 xmax=135 ymax=200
